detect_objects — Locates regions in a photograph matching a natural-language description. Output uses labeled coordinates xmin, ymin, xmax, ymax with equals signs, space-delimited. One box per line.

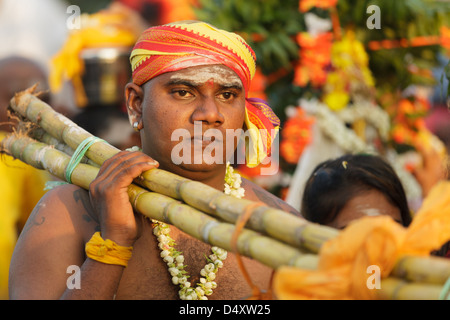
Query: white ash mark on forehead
xmin=169 ymin=65 xmax=242 ymax=88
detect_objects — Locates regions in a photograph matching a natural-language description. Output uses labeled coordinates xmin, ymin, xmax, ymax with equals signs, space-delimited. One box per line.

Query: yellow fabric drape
xmin=273 ymin=180 xmax=450 ymax=300
xmin=0 ymin=131 xmax=49 ymax=299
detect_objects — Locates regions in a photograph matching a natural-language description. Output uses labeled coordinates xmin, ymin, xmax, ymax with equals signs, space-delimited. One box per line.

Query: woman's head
xmin=301 ymin=154 xmax=412 ymax=228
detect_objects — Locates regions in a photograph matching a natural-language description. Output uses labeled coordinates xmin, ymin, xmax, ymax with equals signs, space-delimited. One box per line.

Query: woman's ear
xmin=125 ymin=82 xmax=144 ymax=129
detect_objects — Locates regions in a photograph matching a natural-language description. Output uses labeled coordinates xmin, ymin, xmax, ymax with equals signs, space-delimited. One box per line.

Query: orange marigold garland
xmin=293 ymin=32 xmax=334 ymax=88
xmin=299 ymin=0 xmax=338 ymax=13
xmin=280 ymin=107 xmax=315 ymax=164
xmin=390 ymin=97 xmax=430 ymax=147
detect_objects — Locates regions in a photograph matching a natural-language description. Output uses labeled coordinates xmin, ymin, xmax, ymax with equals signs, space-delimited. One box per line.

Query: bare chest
xmin=114 ymin=220 xmax=272 ymax=300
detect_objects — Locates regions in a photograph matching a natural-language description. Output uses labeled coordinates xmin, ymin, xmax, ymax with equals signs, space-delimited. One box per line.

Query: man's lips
xmin=191 ymin=136 xmax=222 ymax=146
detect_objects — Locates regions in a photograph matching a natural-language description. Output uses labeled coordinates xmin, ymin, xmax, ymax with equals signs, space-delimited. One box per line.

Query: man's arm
xmin=9 ymin=184 xmax=89 ymax=299
xmin=9 ymin=184 xmax=127 ymax=300
xmin=9 ymin=151 xmax=157 ymax=300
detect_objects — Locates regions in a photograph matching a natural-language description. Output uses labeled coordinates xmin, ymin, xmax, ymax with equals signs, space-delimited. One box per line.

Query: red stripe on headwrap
xmin=131 ymin=25 xmax=254 ymax=92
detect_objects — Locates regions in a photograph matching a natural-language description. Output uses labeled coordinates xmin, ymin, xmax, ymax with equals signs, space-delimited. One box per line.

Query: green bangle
xmin=65 ymin=136 xmax=104 ymax=183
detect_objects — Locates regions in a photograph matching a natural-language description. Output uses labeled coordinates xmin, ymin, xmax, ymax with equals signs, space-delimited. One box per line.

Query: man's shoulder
xmin=241 ymin=178 xmax=300 ymax=216
xmin=34 ymin=183 xmax=97 ymax=225
xmin=42 ymin=183 xmax=88 ymax=206
xmin=19 ymin=183 xmax=98 ymax=245
xmin=9 ymin=184 xmax=94 ymax=299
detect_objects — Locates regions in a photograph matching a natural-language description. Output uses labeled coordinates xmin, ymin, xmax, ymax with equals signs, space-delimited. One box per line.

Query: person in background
xmin=301 ymin=154 xmax=412 ymax=229
xmin=0 ymin=56 xmax=51 ymax=299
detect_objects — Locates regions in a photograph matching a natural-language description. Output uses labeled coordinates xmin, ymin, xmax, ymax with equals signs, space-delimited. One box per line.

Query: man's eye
xmin=219 ymin=92 xmax=236 ymax=100
xmin=173 ymin=90 xmax=192 ymax=98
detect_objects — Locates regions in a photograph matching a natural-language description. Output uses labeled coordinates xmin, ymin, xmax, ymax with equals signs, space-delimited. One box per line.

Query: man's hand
xmin=412 ymin=145 xmax=448 ymax=197
xmin=89 ymin=150 xmax=158 ymax=246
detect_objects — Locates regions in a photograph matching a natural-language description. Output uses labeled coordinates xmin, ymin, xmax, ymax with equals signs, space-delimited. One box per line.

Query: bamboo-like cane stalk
xmin=30 ymin=127 xmax=99 ymax=167
xmin=1 ymin=133 xmax=319 ymax=271
xmin=5 ymin=135 xmax=449 ymax=298
xmin=377 ymin=278 xmax=448 ymax=300
xmin=6 ymin=133 xmax=450 ymax=300
xmin=391 ymin=255 xmax=450 ymax=285
xmin=9 ymin=89 xmax=340 ymax=254
xmin=5 ymin=89 xmax=450 ymax=297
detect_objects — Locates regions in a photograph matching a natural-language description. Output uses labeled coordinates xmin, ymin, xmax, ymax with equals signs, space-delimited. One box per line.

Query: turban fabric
xmin=130 ymin=21 xmax=280 ymax=167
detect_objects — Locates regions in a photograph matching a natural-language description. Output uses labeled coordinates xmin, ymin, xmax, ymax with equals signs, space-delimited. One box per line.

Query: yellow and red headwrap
xmin=130 ymin=21 xmax=280 ymax=168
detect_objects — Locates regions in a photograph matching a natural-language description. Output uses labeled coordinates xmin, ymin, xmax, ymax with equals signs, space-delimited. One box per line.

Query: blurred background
xmin=0 ymin=0 xmax=449 ymax=299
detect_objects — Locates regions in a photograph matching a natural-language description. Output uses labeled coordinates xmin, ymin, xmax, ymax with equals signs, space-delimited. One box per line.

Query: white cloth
xmin=285 ymin=123 xmax=344 ymax=213
xmin=0 ymin=0 xmax=68 ymax=70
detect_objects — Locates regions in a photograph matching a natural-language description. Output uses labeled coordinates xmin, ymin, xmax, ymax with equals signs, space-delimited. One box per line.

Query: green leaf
xmin=276 ymin=32 xmax=299 ymax=59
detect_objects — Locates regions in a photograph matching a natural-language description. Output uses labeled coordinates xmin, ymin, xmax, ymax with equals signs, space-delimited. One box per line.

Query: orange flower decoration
xmin=299 ymin=0 xmax=338 ymax=12
xmin=391 ymin=97 xmax=430 ymax=146
xmin=248 ymin=67 xmax=268 ymax=101
xmin=280 ymin=107 xmax=315 ymax=164
xmin=293 ymin=32 xmax=333 ymax=87
xmin=440 ymin=26 xmax=450 ymax=50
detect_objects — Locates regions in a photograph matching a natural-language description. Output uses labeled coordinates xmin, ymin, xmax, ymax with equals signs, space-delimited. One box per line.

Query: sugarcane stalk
xmin=6 ymin=89 xmax=450 ymax=295
xmin=10 ymin=89 xmax=119 ymax=165
xmin=2 ymin=133 xmax=319 ymax=271
xmin=30 ymin=127 xmax=99 ymax=167
xmin=6 ymin=133 xmax=448 ymax=300
xmin=391 ymin=255 xmax=450 ymax=285
xmin=377 ymin=278 xmax=448 ymax=300
xmin=2 ymin=134 xmax=98 ymax=190
xmin=8 ymin=89 xmax=340 ymax=253
xmin=131 ymin=184 xmax=321 ymax=270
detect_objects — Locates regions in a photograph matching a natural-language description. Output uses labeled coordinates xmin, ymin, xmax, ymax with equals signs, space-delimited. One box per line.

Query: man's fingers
xmin=97 ymin=150 xmax=158 ymax=177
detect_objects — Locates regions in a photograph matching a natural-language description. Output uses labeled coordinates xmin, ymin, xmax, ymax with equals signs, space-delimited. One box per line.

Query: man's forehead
xmin=166 ymin=65 xmax=243 ymax=88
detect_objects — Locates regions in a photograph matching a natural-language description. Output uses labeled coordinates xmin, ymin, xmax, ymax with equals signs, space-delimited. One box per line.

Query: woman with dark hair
xmin=301 ymin=154 xmax=412 ymax=229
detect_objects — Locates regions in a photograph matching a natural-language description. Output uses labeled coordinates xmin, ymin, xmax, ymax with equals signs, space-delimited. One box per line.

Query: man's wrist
xmin=101 ymin=228 xmax=137 ymax=247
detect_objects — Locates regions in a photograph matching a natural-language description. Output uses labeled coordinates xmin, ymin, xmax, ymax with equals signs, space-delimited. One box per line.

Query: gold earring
xmin=133 ymin=121 xmax=139 ymax=131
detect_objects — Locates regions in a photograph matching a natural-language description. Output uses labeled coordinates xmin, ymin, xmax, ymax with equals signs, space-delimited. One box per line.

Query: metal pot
xmin=81 ymin=46 xmax=132 ymax=107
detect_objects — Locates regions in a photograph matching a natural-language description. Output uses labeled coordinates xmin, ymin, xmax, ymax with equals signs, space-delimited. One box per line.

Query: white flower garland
xmin=334 ymin=101 xmax=390 ymax=141
xmin=153 ymin=162 xmax=244 ymax=300
xmin=224 ymin=161 xmax=245 ymax=199
xmin=299 ymin=98 xmax=422 ymax=204
xmin=300 ymin=98 xmax=375 ymax=154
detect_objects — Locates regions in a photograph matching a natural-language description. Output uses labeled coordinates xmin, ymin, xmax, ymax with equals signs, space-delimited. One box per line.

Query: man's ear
xmin=125 ymin=82 xmax=144 ymax=128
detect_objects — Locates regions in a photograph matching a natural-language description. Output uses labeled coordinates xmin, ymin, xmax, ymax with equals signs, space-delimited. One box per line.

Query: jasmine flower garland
xmin=153 ymin=162 xmax=243 ymax=300
xmin=224 ymin=162 xmax=245 ymax=199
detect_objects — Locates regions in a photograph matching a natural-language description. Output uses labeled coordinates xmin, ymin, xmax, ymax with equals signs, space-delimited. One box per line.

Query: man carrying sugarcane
xmin=9 ymin=21 xmax=299 ymax=300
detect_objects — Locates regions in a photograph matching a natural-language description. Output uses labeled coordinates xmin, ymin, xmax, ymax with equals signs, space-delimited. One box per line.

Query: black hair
xmin=301 ymin=154 xmax=412 ymax=227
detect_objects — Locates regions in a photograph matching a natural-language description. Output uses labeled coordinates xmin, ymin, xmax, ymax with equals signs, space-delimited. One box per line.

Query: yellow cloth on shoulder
xmin=0 ymin=131 xmax=49 ymax=299
xmin=273 ymin=180 xmax=450 ymax=300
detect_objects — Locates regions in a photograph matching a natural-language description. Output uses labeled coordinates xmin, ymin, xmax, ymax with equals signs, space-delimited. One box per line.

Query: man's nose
xmin=191 ymin=97 xmax=225 ymax=126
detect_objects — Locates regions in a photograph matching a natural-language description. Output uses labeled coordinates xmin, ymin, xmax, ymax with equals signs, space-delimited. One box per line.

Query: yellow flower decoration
xmin=323 ymin=30 xmax=375 ymax=111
